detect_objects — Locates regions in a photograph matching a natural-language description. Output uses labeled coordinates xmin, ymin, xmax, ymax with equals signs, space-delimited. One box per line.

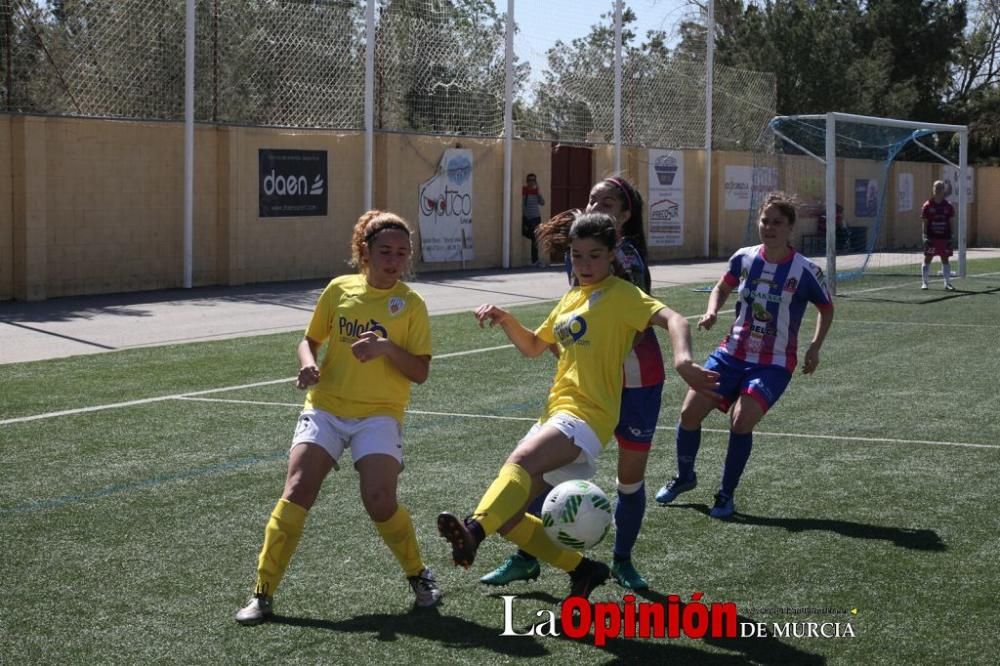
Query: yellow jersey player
xmin=236 ymin=210 xmax=439 ymax=625
xmin=437 ymin=213 xmax=719 ymax=600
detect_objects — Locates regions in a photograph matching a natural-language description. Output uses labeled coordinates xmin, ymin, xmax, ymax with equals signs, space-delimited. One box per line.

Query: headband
xmin=365 ymin=221 xmax=410 ymax=244
xmin=605 ymin=177 xmax=632 ymax=211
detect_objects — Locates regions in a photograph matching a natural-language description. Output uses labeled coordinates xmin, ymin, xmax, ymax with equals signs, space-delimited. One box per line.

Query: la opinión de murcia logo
xmin=499 ymin=594 xmax=857 ymax=645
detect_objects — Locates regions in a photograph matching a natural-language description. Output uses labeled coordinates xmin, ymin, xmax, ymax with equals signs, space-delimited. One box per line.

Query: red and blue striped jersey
xmin=717 ymin=245 xmax=832 ymax=372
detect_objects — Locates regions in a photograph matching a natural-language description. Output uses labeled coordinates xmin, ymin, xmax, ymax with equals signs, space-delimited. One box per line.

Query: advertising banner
xmin=259 ymin=149 xmax=327 ymax=217
xmin=418 ymin=149 xmax=474 ymax=262
xmin=648 ymin=149 xmax=684 ymax=247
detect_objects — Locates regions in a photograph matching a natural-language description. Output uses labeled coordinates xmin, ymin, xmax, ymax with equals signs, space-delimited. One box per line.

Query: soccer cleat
xmin=654 ymin=474 xmax=697 ymax=505
xmin=611 ymin=558 xmax=649 ymax=591
xmin=709 ymin=492 xmax=736 ymax=519
xmin=408 ymin=567 xmax=443 ymax=608
xmin=479 ymin=553 xmax=541 ymax=586
xmin=235 ymin=593 xmax=273 ymax=626
xmin=921 ymin=282 xmax=929 ymax=290
xmin=944 ymin=283 xmax=956 ymax=291
xmin=567 ymin=557 xmax=610 ymax=600
xmin=437 ymin=512 xmax=480 ymax=569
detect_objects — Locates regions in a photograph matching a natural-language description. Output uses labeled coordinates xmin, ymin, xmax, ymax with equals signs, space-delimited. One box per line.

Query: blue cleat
xmin=654 ymin=474 xmax=697 ymax=505
xmin=709 ymin=492 xmax=735 ymax=519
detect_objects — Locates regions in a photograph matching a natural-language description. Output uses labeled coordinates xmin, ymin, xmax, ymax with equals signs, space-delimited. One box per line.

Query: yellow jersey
xmin=303 ymin=273 xmax=431 ymax=423
xmin=535 ymin=275 xmax=665 ymax=445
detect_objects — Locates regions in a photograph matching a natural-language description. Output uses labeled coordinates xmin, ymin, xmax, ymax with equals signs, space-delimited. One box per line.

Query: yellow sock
xmin=473 ymin=463 xmax=532 ymax=535
xmin=505 ymin=514 xmax=583 ymax=573
xmin=374 ymin=505 xmax=425 ymax=578
xmin=255 ymin=498 xmax=307 ymax=596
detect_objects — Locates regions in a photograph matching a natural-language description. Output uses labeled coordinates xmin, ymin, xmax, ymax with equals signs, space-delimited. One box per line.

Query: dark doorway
xmin=550 ymin=144 xmax=593 ymax=215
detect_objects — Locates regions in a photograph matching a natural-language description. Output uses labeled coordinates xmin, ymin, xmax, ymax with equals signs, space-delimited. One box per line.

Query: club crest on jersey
xmin=554 ymin=314 xmax=588 ymax=347
xmin=587 ymin=290 xmax=604 ymax=307
xmin=388 ymin=296 xmax=406 ymax=316
xmin=783 ymin=277 xmax=798 ymax=292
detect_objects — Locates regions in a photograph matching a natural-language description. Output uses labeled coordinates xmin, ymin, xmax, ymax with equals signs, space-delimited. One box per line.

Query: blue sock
xmin=721 ymin=431 xmax=753 ymax=497
xmin=676 ymin=424 xmax=702 ymax=480
xmin=613 ymin=482 xmax=646 ymax=561
xmin=516 ymin=490 xmax=548 ymax=562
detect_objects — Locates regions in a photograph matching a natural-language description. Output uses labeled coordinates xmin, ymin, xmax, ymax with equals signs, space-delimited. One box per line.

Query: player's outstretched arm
xmin=698 ymin=278 xmax=734 ymax=330
xmin=802 ymin=305 xmax=834 ymax=375
xmin=649 ymin=306 xmax=720 ymax=398
xmin=474 ymin=304 xmax=549 ymax=358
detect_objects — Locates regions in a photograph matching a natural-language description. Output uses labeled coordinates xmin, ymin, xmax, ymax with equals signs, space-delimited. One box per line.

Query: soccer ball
xmin=541 ymin=480 xmax=613 ymax=550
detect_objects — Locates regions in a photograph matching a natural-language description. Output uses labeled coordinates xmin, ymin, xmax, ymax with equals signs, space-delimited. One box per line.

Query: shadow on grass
xmin=839 ymin=284 xmax=999 ymax=304
xmin=271 ymin=607 xmax=548 ymax=658
xmin=663 ymin=503 xmax=946 ymax=551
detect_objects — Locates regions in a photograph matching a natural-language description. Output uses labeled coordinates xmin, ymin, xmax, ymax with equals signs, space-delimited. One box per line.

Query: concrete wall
xmin=2 ymin=114 xmax=997 ymax=301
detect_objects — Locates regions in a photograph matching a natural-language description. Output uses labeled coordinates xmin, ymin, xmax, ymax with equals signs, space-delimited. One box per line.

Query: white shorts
xmin=291 ymin=409 xmax=403 ymax=467
xmin=519 ymin=413 xmax=604 ymax=486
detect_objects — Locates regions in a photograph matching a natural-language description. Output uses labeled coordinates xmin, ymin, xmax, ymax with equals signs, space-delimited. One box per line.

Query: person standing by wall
xmin=522 ymin=173 xmax=546 ymax=267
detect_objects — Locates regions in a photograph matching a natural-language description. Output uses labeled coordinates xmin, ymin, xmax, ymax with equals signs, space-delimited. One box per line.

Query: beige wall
xmin=218 ymin=127 xmax=363 ymax=285
xmin=2 ymin=114 xmax=997 ymax=301
xmin=975 ymin=167 xmax=1000 ymax=245
xmin=377 ymin=134 xmax=505 ymax=272
xmin=508 ymin=140 xmax=552 ymax=267
xmin=593 ymin=146 xmax=709 ymax=260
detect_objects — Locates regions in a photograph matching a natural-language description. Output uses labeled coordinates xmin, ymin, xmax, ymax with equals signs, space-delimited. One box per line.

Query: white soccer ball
xmin=541 ymin=480 xmax=613 ymax=550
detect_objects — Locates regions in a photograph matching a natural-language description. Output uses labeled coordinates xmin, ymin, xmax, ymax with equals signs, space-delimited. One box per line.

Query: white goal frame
xmin=770 ymin=112 xmax=968 ymax=296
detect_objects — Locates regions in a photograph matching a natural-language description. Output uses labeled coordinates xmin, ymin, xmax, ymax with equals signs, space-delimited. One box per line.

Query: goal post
xmin=759 ymin=112 xmax=968 ymax=296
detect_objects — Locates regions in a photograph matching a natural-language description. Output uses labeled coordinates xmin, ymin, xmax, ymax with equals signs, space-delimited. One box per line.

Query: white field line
xmin=2 ymin=312 xmax=994 ymax=429
xmin=839 ymin=270 xmax=1000 ymax=296
xmin=0 ymin=345 xmax=514 ymax=426
xmin=175 ymin=397 xmax=999 ymax=451
xmin=830 ymin=319 xmax=999 ymax=328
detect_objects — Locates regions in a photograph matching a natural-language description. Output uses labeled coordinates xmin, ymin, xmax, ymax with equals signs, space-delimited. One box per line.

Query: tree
xmin=947 ymin=0 xmax=1000 ymax=161
xmin=695 ymin=0 xmax=966 ymax=120
xmin=375 ymin=0 xmax=527 ymax=135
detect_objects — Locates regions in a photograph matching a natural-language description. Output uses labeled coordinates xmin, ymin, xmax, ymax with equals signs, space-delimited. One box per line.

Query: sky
xmin=493 ymin=0 xmax=701 ymax=84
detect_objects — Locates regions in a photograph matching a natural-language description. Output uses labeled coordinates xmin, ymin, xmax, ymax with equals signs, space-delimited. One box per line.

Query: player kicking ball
xmin=437 ymin=213 xmax=719 ymax=600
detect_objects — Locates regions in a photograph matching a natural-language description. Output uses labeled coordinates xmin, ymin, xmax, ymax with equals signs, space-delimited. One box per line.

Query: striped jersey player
xmin=655 ymin=191 xmax=835 ymax=519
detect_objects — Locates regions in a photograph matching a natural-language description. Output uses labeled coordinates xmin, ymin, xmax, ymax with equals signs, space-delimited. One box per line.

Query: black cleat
xmin=568 ymin=557 xmax=611 ymax=600
xmin=437 ymin=512 xmax=481 ymax=569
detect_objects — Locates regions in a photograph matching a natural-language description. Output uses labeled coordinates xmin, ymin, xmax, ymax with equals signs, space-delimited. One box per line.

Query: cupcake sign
xmin=648 ymin=149 xmax=684 ymax=247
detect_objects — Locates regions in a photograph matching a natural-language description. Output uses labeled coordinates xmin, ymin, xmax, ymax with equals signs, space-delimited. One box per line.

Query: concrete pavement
xmin=0 ymin=260 xmax=729 ymax=364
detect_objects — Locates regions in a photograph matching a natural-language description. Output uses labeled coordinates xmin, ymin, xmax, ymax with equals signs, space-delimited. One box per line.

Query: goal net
xmin=749 ymin=113 xmax=969 ymax=295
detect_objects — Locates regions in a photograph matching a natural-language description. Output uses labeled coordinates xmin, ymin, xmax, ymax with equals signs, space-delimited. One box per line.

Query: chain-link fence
xmin=1 ymin=0 xmax=774 ymax=149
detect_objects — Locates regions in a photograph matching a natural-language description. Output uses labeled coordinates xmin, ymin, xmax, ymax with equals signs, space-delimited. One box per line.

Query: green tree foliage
xmin=376 ymin=0 xmax=528 ymax=135
xmin=696 ymin=0 xmax=966 ymax=120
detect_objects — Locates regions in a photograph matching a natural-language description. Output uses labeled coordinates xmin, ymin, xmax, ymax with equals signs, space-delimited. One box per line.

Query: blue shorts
xmin=614 ymin=383 xmax=664 ymax=451
xmin=704 ymin=350 xmax=792 ymax=414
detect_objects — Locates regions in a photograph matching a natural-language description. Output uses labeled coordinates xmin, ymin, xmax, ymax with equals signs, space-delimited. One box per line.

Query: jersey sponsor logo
xmin=388 ymin=296 xmax=406 ymax=316
xmin=554 ymin=314 xmax=588 ymax=347
xmin=751 ymin=302 xmax=773 ymax=322
xmin=812 ymin=266 xmax=828 ymax=290
xmin=339 ymin=316 xmax=388 ymax=339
